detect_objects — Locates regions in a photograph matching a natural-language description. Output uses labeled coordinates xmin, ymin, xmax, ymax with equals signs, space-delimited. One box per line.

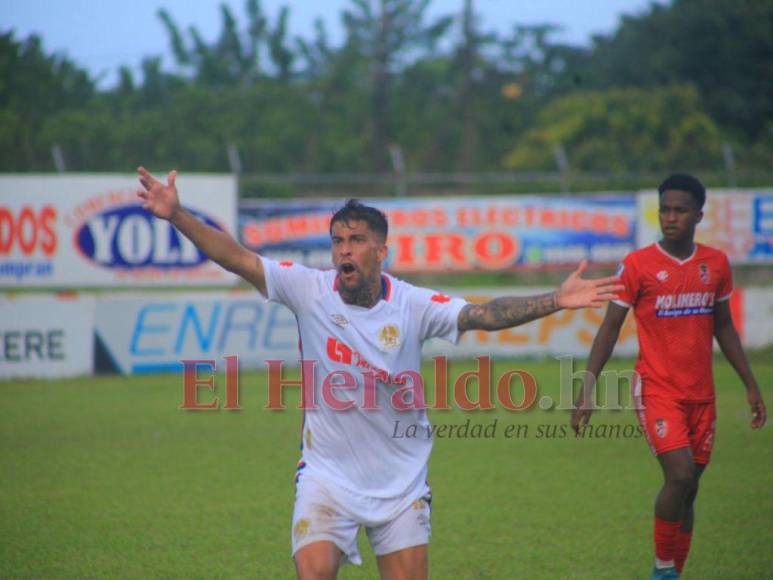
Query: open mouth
xmin=340 ymin=263 xmax=356 ymax=274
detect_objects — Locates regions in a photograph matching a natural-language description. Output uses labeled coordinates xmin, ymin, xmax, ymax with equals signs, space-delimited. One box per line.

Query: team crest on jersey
xmin=656 ymin=270 xmax=669 ymax=282
xmin=378 ymin=324 xmax=401 ymax=351
xmin=331 ymin=314 xmax=349 ymax=329
xmin=655 ymin=418 xmax=668 ymax=439
xmin=699 ymin=263 xmax=710 ymax=284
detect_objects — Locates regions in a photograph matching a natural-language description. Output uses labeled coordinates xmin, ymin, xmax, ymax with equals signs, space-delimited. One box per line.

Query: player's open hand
xmin=571 ymin=394 xmax=594 ymax=434
xmin=137 ymin=167 xmax=180 ymax=221
xmin=556 ymin=260 xmax=625 ymax=309
xmin=748 ymin=386 xmax=767 ymax=429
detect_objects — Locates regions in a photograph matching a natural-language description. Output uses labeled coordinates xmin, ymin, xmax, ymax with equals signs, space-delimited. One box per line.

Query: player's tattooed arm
xmin=457 ymin=260 xmax=624 ymax=332
xmin=457 ymin=292 xmax=560 ymax=331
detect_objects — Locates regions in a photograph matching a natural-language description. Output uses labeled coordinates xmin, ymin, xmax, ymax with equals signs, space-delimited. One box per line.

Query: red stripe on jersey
xmin=382 ymin=275 xmax=392 ymax=301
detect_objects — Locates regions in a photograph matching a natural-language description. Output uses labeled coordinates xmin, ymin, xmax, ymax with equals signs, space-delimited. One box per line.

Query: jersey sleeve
xmin=409 ymin=285 xmax=468 ymax=344
xmin=716 ymin=253 xmax=734 ymax=302
xmin=260 ymin=257 xmax=322 ymax=314
xmin=612 ymin=253 xmax=640 ymax=309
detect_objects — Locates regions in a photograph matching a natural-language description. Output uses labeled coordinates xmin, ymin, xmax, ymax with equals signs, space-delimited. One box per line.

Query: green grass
xmin=1 ymin=359 xmax=771 ymax=579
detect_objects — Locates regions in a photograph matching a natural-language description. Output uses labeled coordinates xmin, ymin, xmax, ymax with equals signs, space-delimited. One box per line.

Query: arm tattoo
xmin=457 ymin=292 xmax=560 ymax=332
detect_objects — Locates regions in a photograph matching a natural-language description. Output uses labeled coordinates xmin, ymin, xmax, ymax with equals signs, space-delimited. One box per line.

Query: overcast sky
xmin=2 ymin=0 xmax=662 ymax=88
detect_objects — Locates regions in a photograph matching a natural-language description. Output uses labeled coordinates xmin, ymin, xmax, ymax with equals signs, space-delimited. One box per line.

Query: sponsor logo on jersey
xmin=378 ymin=324 xmax=401 ymax=351
xmin=655 ymin=418 xmax=668 ymax=438
xmin=74 ymin=204 xmax=221 ymax=269
xmin=330 ymin=313 xmax=349 ymax=329
xmin=654 ymin=292 xmax=715 ymax=317
xmin=326 ymin=337 xmax=406 ymax=384
xmin=656 ymin=270 xmax=669 ymax=282
xmin=699 ymin=263 xmax=710 ymax=284
xmin=280 ymin=260 xmax=294 ymax=267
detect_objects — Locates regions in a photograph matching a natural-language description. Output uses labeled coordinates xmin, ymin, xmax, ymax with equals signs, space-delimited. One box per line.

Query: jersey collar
xmin=332 ymin=273 xmax=392 ymax=302
xmin=655 ymin=241 xmax=698 ymax=266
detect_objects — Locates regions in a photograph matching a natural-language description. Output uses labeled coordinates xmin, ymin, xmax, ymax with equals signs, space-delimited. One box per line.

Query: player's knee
xmin=294 ymin=548 xmax=340 ymax=580
xmin=666 ymin=463 xmax=697 ymax=492
xmin=684 ymin=482 xmax=700 ymax=506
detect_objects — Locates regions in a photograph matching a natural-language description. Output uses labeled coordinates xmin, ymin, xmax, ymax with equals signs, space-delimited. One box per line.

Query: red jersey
xmin=616 ymin=243 xmax=733 ymax=402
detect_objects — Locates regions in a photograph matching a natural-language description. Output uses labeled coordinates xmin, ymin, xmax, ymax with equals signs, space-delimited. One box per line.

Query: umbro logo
xmin=331 ymin=314 xmax=349 ymax=329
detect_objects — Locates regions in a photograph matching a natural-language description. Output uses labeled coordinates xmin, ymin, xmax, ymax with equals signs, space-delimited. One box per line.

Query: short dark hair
xmin=329 ymin=199 xmax=389 ymax=241
xmin=658 ymin=173 xmax=706 ymax=210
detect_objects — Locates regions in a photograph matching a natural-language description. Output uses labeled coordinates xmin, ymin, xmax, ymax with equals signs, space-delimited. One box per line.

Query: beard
xmin=337 ymin=264 xmax=381 ymax=308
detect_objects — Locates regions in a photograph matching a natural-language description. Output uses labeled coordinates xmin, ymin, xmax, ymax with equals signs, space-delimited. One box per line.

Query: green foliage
xmin=342 ymin=0 xmax=455 ymax=170
xmin=504 ymin=85 xmax=723 ymax=172
xmin=586 ymin=0 xmax=773 ymax=140
xmin=0 ymin=31 xmax=94 ymax=170
xmin=1 ymin=0 xmax=772 ymax=178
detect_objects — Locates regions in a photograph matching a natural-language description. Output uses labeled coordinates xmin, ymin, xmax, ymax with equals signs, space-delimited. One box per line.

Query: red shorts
xmin=633 ymin=392 xmax=716 ymax=464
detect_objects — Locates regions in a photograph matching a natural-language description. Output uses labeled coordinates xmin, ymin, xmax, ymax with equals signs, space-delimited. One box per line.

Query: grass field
xmin=1 ymin=358 xmax=771 ymax=579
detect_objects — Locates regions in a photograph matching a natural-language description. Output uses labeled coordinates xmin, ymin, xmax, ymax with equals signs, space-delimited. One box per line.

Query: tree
xmin=587 ymin=0 xmax=773 ymax=140
xmin=503 ymin=85 xmax=723 ymax=173
xmin=158 ymin=0 xmax=294 ymax=86
xmin=342 ymin=0 xmax=452 ymax=170
xmin=0 ymin=31 xmax=94 ymax=169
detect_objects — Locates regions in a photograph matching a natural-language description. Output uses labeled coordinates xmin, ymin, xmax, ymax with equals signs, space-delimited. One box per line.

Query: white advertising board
xmin=94 ymin=291 xmax=299 ymax=374
xmin=0 ymin=294 xmax=95 ymax=378
xmin=47 ymin=285 xmax=768 ymax=377
xmin=742 ymin=288 xmax=773 ymax=349
xmin=0 ymin=174 xmax=238 ymax=287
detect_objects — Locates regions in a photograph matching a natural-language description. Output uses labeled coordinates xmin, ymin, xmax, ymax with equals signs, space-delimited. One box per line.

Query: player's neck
xmin=658 ymin=238 xmax=696 ymax=260
xmin=339 ymin=277 xmax=382 ymax=309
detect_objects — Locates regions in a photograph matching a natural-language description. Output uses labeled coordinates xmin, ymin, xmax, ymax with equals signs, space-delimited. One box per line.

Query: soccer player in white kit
xmin=137 ymin=167 xmax=623 ymax=580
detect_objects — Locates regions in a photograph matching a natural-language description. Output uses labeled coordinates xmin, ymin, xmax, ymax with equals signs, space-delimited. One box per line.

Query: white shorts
xmin=291 ymin=474 xmax=432 ymax=566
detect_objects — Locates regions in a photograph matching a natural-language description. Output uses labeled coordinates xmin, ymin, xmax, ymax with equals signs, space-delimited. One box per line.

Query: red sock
xmin=654 ymin=516 xmax=681 ymax=566
xmin=674 ymin=530 xmax=693 ymax=573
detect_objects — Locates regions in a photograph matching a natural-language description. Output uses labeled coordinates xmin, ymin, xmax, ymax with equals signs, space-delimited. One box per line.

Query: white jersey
xmin=262 ymin=257 xmax=467 ymax=501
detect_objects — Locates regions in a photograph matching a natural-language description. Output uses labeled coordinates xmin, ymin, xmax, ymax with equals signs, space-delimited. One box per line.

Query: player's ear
xmin=378 ymin=239 xmax=388 ymax=264
xmin=695 ymin=210 xmax=704 ymax=225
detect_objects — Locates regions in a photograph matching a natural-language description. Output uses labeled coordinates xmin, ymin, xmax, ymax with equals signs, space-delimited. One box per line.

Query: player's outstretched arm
xmin=570 ymin=302 xmax=628 ymax=433
xmin=714 ymin=300 xmax=767 ymax=428
xmin=136 ymin=167 xmax=267 ymax=295
xmin=457 ymin=260 xmax=623 ymax=332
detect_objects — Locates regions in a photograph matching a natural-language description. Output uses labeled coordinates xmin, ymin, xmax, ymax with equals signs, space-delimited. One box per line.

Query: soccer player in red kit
xmin=571 ymin=174 xmax=767 ymax=579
